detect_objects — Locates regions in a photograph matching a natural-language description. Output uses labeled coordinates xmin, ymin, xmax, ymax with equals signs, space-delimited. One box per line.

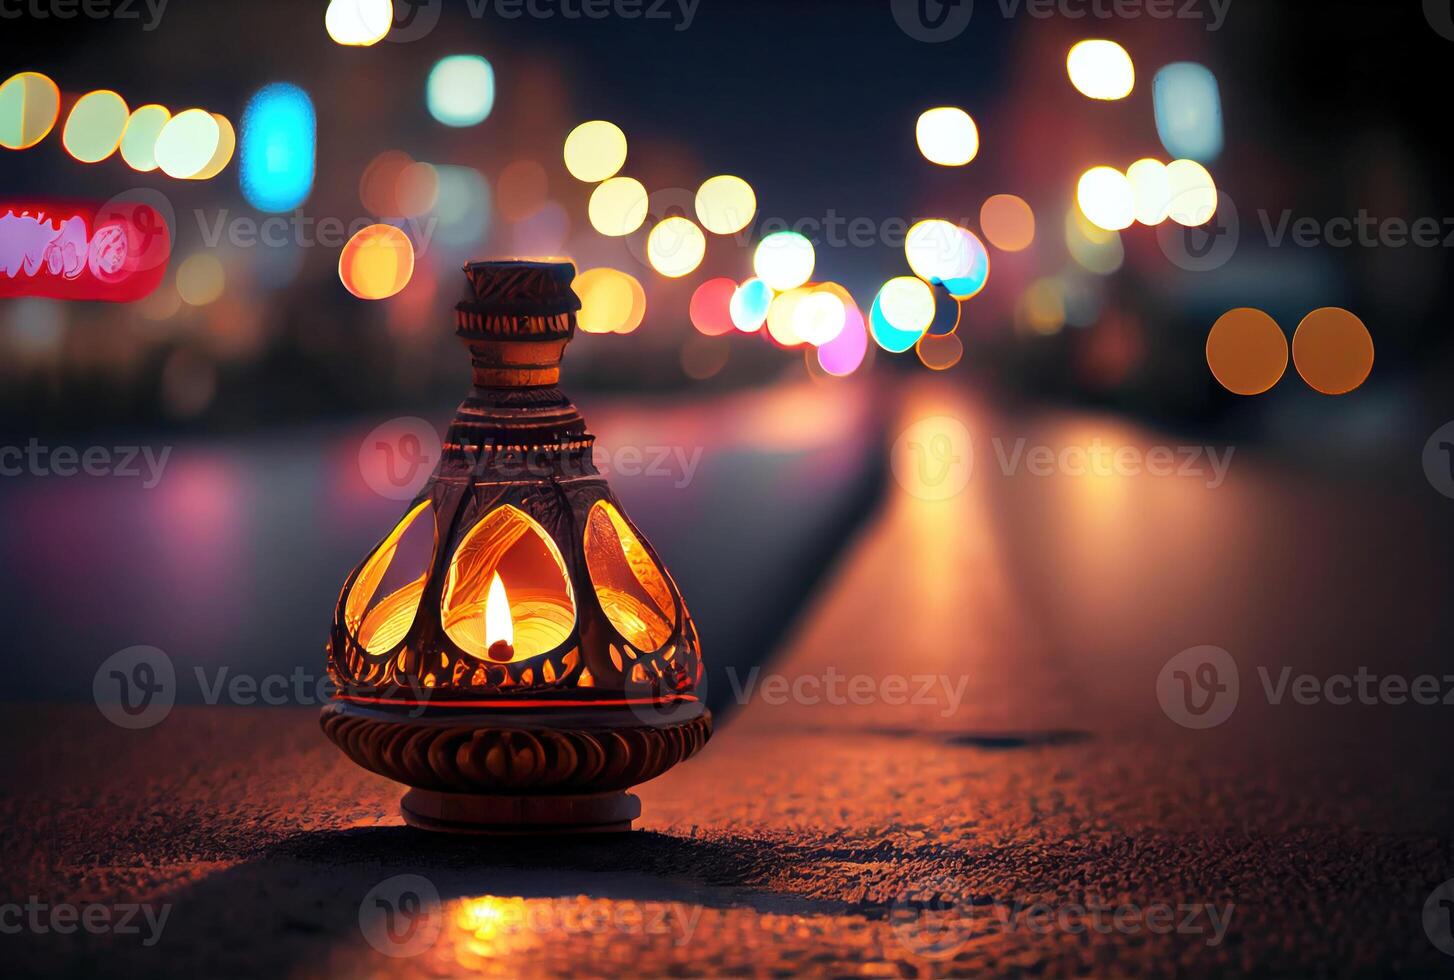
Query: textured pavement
xmin=5 ymin=388 xmax=1454 ymax=977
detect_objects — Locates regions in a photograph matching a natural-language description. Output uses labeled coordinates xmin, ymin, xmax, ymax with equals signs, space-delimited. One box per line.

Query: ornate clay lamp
xmin=322 ymin=260 xmax=710 ymax=833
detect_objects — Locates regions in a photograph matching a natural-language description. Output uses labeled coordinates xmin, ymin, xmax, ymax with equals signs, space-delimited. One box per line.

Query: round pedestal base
xmin=401 ymin=788 xmax=641 ymax=835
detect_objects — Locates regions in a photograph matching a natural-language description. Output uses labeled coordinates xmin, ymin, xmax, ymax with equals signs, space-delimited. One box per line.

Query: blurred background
xmin=2 ymin=0 xmax=1453 ymax=698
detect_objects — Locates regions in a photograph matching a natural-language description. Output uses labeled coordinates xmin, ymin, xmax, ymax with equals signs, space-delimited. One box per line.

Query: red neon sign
xmin=0 ymin=200 xmax=171 ymax=302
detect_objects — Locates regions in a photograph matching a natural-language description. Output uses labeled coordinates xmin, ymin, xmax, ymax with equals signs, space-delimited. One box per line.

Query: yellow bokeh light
xmin=119 ymin=104 xmax=171 ymax=172
xmin=1018 ymin=278 xmax=1067 ymax=336
xmin=1166 ymin=159 xmax=1218 ymax=227
xmin=1126 ymin=158 xmax=1171 ymax=225
xmin=176 ymin=253 xmax=226 ymax=307
xmin=753 ymin=231 xmax=815 ymax=291
xmin=155 ymin=109 xmax=222 ymax=179
xmin=1066 ymin=40 xmax=1135 ymax=100
xmin=879 ymin=276 xmax=935 ymax=332
xmin=793 ymin=289 xmax=846 ymax=347
xmin=575 ymin=267 xmax=646 ymax=334
xmin=979 ymin=194 xmax=1036 ymax=252
xmin=339 ymin=223 xmax=415 ymax=300
xmin=1065 ymin=208 xmax=1125 ymax=276
xmin=905 ymin=219 xmax=973 ymax=283
xmin=695 ymin=175 xmax=756 ymax=235
xmin=563 ymin=120 xmax=627 ymax=183
xmin=646 ymin=216 xmax=706 ymax=278
xmin=188 ymin=113 xmax=236 ymax=180
xmin=1076 ymin=166 xmax=1135 ymax=232
xmin=915 ymin=107 xmax=979 ymax=167
xmin=766 ymin=287 xmax=810 ymax=347
xmin=588 ymin=176 xmax=648 ymax=237
xmin=62 ymin=90 xmax=129 ymax=163
xmin=0 ymin=71 xmax=61 ymax=150
xmin=325 ymin=0 xmax=393 ymax=46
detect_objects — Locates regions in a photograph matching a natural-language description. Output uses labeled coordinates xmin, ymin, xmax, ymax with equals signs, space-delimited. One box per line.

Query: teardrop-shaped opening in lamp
xmin=345 ymin=500 xmax=436 ymax=655
xmin=442 ymin=505 xmax=576 ymax=663
xmin=583 ymin=500 xmax=677 ymax=652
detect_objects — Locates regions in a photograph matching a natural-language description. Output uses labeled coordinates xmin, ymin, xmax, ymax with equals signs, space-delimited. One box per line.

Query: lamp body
xmin=321 ymin=261 xmax=709 ymax=833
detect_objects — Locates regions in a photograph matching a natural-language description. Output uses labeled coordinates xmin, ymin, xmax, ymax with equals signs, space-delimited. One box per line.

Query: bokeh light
xmin=817 ymin=297 xmax=868 ymax=376
xmin=119 ymin=104 xmax=170 ymax=173
xmin=1206 ymin=308 xmax=1288 ymax=395
xmin=155 ymin=109 xmax=223 ymax=179
xmin=1065 ymin=208 xmax=1124 ymax=276
xmin=189 ymin=113 xmax=236 ymax=180
xmin=1165 ymin=159 xmax=1218 ymax=227
xmin=1292 ymin=307 xmax=1374 ymax=395
xmin=876 ymin=277 xmax=934 ymax=339
xmin=646 ymin=216 xmax=706 ymax=278
xmin=1076 ymin=166 xmax=1135 ymax=232
xmin=1126 ymin=158 xmax=1171 ymax=225
xmin=940 ymin=230 xmax=991 ymax=299
xmin=689 ymin=278 xmax=737 ymax=336
xmin=62 ymin=90 xmax=129 ymax=163
xmin=766 ymin=288 xmax=809 ymax=347
xmin=588 ymin=176 xmax=648 ymax=237
xmin=240 ymin=83 xmax=315 ymax=212
xmin=793 ymin=289 xmax=846 ymax=347
xmin=1017 ymin=278 xmax=1067 ymax=335
xmin=979 ymin=194 xmax=1035 ymax=252
xmin=575 ymin=267 xmax=646 ymax=335
xmin=395 ymin=161 xmax=440 ymax=217
xmin=730 ymin=277 xmax=773 ymax=332
xmin=563 ymin=120 xmax=627 ymax=183
xmin=497 ymin=160 xmax=547 ymax=222
xmin=176 ymin=252 xmax=225 ymax=307
xmin=325 ymin=0 xmax=393 ymax=46
xmin=0 ymin=72 xmax=61 ymax=150
xmin=1155 ymin=62 xmax=1224 ymax=163
xmin=339 ymin=223 xmax=415 ymax=300
xmin=916 ymin=107 xmax=979 ymax=166
xmin=753 ymin=231 xmax=814 ymax=291
xmin=905 ymin=219 xmax=974 ymax=284
xmin=432 ymin=165 xmax=492 ymax=248
xmin=695 ymin=175 xmax=756 ymax=235
xmin=360 ymin=150 xmax=411 ymax=215
xmin=1066 ymin=40 xmax=1135 ymax=100
xmin=917 ymin=331 xmax=964 ymax=370
xmin=427 ymin=56 xmax=495 ymax=127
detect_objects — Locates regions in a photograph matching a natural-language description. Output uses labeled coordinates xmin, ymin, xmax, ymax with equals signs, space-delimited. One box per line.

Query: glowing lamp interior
xmin=442 ymin=505 xmax=576 ymax=663
xmin=584 ymin=501 xmax=676 ymax=652
xmin=346 ymin=500 xmax=435 ymax=655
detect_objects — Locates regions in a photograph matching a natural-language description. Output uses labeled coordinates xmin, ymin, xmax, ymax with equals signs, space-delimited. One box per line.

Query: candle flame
xmin=484 ymin=571 xmax=514 ymax=648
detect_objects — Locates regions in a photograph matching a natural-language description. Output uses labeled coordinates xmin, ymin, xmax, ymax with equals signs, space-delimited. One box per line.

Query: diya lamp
xmin=321 ymin=260 xmax=710 ymax=833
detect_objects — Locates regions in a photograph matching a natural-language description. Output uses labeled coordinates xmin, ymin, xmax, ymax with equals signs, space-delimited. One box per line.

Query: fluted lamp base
xmin=320 ymin=700 xmax=711 ymax=835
